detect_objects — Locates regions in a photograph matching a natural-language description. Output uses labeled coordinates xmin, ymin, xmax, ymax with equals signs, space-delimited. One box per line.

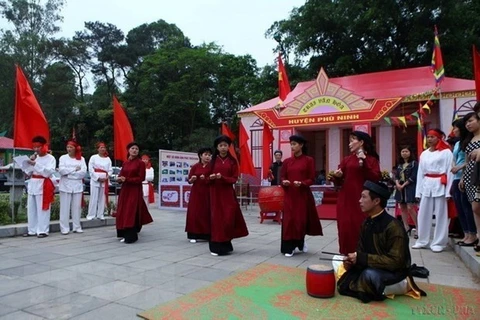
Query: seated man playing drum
xmin=336 ymin=181 xmax=425 ymax=303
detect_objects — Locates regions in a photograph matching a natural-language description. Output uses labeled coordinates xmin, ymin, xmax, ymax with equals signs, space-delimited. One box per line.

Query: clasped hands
xmin=282 ymin=180 xmax=302 ymax=187
xmin=209 ymin=173 xmax=222 ymax=180
xmin=189 ymin=175 xmax=205 ymax=183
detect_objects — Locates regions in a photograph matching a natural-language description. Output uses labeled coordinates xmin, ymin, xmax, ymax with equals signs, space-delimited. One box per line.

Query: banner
xmin=158 ymin=149 xmax=199 ymax=210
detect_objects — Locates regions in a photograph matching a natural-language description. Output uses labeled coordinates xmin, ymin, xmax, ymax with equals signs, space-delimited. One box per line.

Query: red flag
xmin=113 ymin=95 xmax=134 ymax=162
xmin=473 ymin=45 xmax=480 ymax=101
xmin=221 ymin=122 xmax=238 ymax=161
xmin=431 ymin=25 xmax=445 ymax=86
xmin=278 ymin=54 xmax=291 ymax=101
xmin=14 ymin=65 xmax=49 ymax=148
xmin=238 ymin=122 xmax=256 ymax=176
xmin=262 ymin=122 xmax=274 ymax=179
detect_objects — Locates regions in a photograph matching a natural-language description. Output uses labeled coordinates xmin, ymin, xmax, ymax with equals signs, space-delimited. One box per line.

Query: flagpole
xmin=11 ymin=64 xmax=17 ymax=224
xmin=11 ymin=147 xmax=16 ymax=224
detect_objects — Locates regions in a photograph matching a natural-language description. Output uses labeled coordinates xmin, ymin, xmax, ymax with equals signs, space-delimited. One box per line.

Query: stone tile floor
xmin=0 ymin=206 xmax=479 ymax=319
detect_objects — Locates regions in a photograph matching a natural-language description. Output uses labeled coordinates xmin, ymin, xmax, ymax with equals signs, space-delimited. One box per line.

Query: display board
xmin=158 ymin=149 xmax=198 ymax=210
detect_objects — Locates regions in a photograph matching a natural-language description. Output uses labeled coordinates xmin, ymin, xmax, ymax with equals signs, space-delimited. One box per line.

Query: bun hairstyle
xmin=211 ymin=135 xmax=235 ymax=170
xmin=350 ymin=131 xmax=379 ymax=160
xmin=289 ymin=135 xmax=308 ymax=154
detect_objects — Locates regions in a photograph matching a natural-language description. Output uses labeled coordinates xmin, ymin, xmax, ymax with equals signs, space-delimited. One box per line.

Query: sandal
xmin=473 ymin=244 xmax=480 ymax=252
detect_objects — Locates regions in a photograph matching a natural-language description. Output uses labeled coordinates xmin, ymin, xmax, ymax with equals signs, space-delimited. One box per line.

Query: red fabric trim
xmin=425 ymin=173 xmax=447 ymax=185
xmin=31 ymin=175 xmax=55 ymax=210
xmin=148 ymin=183 xmax=155 ymax=203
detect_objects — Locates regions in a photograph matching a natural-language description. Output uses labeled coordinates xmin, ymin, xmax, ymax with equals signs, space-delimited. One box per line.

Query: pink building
xmin=238 ymin=66 xmax=476 ymax=182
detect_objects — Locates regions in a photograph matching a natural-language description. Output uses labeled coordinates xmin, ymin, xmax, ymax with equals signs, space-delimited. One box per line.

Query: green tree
xmin=0 ymin=0 xmax=65 ymax=82
xmin=0 ymin=53 xmax=15 ymax=135
xmin=38 ymin=61 xmax=76 ymax=151
xmin=267 ymin=0 xmax=480 ymax=78
xmin=48 ymin=35 xmax=91 ymax=101
xmin=78 ymin=21 xmax=124 ymax=93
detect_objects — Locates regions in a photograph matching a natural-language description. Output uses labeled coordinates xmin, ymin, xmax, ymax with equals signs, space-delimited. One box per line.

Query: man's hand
xmin=209 ymin=174 xmax=216 ymax=180
xmin=282 ymin=180 xmax=291 ymax=186
xmin=293 ymin=181 xmax=301 ymax=187
xmin=189 ymin=175 xmax=197 ymax=183
xmin=199 ymin=174 xmax=205 ymax=180
xmin=346 ymin=252 xmax=357 ymax=265
xmin=117 ymin=176 xmax=126 ymax=183
xmin=216 ymin=173 xmax=222 ymax=179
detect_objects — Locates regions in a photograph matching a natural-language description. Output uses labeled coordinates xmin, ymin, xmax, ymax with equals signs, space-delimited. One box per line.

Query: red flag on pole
xmin=278 ymin=54 xmax=291 ymax=101
xmin=113 ymin=95 xmax=134 ymax=162
xmin=473 ymin=45 xmax=480 ymax=101
xmin=238 ymin=122 xmax=256 ymax=176
xmin=262 ymin=122 xmax=274 ymax=179
xmin=431 ymin=25 xmax=445 ymax=86
xmin=221 ymin=122 xmax=238 ymax=161
xmin=14 ymin=65 xmax=49 ymax=148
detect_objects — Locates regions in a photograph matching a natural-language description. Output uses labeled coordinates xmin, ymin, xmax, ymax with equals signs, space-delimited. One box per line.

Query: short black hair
xmin=274 ymin=150 xmax=282 ymax=156
xmin=197 ymin=147 xmax=213 ymax=161
xmin=32 ymin=136 xmax=47 ymax=144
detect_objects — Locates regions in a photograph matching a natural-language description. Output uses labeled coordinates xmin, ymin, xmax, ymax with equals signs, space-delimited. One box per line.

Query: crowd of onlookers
xmin=387 ymin=103 xmax=480 ymax=256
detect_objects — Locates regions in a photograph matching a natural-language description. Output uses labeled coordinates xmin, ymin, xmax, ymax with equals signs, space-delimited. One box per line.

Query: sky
xmin=57 ymin=0 xmax=306 ymax=67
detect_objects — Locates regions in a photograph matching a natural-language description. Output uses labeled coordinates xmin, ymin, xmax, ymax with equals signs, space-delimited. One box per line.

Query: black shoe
xmin=37 ymin=233 xmax=48 ymax=238
xmin=459 ymin=239 xmax=479 ymax=247
xmin=23 ymin=233 xmax=35 ymax=237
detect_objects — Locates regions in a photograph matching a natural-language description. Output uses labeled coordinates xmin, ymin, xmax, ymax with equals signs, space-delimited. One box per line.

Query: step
xmin=0 ymin=217 xmax=116 ymax=238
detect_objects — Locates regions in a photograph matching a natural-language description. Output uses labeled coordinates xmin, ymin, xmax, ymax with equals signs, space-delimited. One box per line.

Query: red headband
xmin=427 ymin=130 xmax=450 ymax=151
xmin=96 ymin=142 xmax=109 ymax=157
xmin=67 ymin=140 xmax=82 ymax=160
xmin=32 ymin=142 xmax=48 ymax=154
xmin=141 ymin=155 xmax=152 ymax=169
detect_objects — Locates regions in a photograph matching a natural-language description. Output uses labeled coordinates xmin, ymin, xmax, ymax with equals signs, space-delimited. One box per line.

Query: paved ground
xmin=0 ymin=205 xmax=479 ymax=319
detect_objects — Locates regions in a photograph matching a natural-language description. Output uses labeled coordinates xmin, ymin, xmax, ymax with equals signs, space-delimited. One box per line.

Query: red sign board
xmin=159 ymin=185 xmax=181 ymax=208
xmin=254 ymin=98 xmax=402 ymax=128
xmin=182 ymin=185 xmax=192 ymax=208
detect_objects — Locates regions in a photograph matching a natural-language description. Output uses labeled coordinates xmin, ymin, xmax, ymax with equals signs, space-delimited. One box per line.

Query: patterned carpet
xmin=138 ymin=263 xmax=480 ymax=320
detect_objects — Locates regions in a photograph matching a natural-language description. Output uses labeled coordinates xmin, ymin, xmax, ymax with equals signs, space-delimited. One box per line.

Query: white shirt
xmin=143 ymin=167 xmax=154 ymax=196
xmin=23 ymin=154 xmax=56 ymax=195
xmin=58 ymin=155 xmax=87 ymax=193
xmin=88 ymin=155 xmax=113 ymax=188
xmin=415 ymin=148 xmax=454 ymax=198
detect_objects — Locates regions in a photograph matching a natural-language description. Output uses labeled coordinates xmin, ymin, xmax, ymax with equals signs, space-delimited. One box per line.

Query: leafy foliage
xmin=0 ymin=0 xmax=479 ymax=162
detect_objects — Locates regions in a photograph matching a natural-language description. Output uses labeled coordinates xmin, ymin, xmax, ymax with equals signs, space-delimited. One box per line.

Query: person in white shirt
xmin=87 ymin=142 xmax=112 ymax=220
xmin=141 ymin=155 xmax=155 ymax=206
xmin=412 ymin=129 xmax=454 ymax=253
xmin=22 ymin=136 xmax=56 ymax=238
xmin=58 ymin=140 xmax=87 ymax=234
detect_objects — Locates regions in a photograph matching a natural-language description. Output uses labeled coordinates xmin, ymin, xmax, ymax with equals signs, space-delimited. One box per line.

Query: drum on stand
xmin=258 ymin=186 xmax=284 ymax=224
xmin=306 ymin=264 xmax=336 ymax=298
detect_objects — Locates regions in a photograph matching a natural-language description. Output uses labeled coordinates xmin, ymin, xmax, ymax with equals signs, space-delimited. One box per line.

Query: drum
xmin=306 ymin=264 xmax=335 ymax=298
xmin=258 ymin=186 xmax=284 ymax=212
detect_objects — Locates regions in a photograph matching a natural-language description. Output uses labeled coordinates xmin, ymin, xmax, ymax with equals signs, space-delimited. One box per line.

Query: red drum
xmin=258 ymin=186 xmax=284 ymax=212
xmin=306 ymin=264 xmax=336 ymax=298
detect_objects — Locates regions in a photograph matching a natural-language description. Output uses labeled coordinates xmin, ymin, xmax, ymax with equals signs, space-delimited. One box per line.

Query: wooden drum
xmin=258 ymin=186 xmax=284 ymax=212
xmin=306 ymin=264 xmax=336 ymax=298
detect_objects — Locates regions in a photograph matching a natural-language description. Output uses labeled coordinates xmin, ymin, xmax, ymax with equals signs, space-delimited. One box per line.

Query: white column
xmin=327 ymin=127 xmax=340 ymax=172
xmin=378 ymin=126 xmax=393 ymax=170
